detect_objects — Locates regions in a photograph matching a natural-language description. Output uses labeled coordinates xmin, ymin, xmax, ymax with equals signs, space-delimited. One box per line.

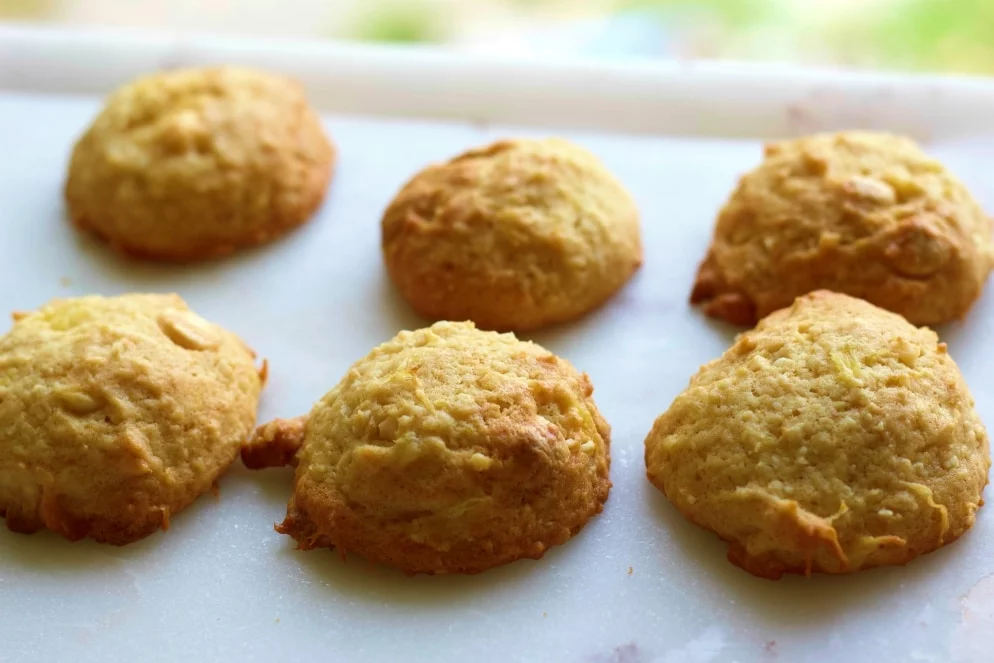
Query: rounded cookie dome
xmin=244 ymin=321 xmax=611 ymax=574
xmin=0 ymin=294 xmax=264 ymax=543
xmin=65 ymin=66 xmax=334 ymax=261
xmin=692 ymin=131 xmax=993 ymax=326
xmin=646 ymin=291 xmax=990 ymax=578
xmin=382 ymin=138 xmax=642 ymax=331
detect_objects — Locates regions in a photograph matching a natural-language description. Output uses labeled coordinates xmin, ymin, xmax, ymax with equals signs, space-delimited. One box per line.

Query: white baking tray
xmin=1 ymin=25 xmax=993 ymax=663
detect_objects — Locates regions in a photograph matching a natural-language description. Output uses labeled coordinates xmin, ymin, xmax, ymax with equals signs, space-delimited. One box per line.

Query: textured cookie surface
xmin=645 ymin=291 xmax=990 ymax=578
xmin=244 ymin=321 xmax=611 ymax=574
xmin=0 ymin=294 xmax=264 ymax=543
xmin=692 ymin=132 xmax=993 ymax=326
xmin=382 ymin=138 xmax=642 ymax=331
xmin=66 ymin=66 xmax=334 ymax=261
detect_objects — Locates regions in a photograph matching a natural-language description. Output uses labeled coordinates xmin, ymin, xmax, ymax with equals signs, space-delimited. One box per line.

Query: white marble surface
xmin=0 ymin=74 xmax=993 ymax=663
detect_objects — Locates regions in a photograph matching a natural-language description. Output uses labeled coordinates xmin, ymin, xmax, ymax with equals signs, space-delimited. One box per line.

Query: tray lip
xmin=3 ymin=23 xmax=994 ymax=140
xmin=4 ymin=22 xmax=994 ymax=84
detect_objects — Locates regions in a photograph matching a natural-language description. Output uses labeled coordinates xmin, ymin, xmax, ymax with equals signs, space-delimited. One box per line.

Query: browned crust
xmin=722 ymin=528 xmax=970 ymax=580
xmin=648 ymin=469 xmax=942 ymax=580
xmin=0 ymin=448 xmax=239 ymax=545
xmin=689 ymin=249 xmax=758 ymax=326
xmin=2 ymin=501 xmax=171 ymax=546
xmin=277 ymin=472 xmax=611 ymax=575
xmin=241 ymin=417 xmax=307 ymax=469
xmin=67 ymin=152 xmax=335 ymax=263
xmin=385 ymin=249 xmax=643 ymax=333
xmin=277 ymin=397 xmax=613 ymax=575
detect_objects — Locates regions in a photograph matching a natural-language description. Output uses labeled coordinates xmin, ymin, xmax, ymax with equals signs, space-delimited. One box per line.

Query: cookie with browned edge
xmin=0 ymin=294 xmax=265 ymax=543
xmin=243 ymin=321 xmax=611 ymax=574
xmin=382 ymin=138 xmax=642 ymax=331
xmin=66 ymin=66 xmax=334 ymax=261
xmin=646 ymin=291 xmax=990 ymax=578
xmin=692 ymin=132 xmax=992 ymax=326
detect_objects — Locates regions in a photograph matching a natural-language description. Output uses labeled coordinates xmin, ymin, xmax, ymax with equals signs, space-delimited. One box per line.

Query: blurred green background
xmin=2 ymin=0 xmax=992 ymax=74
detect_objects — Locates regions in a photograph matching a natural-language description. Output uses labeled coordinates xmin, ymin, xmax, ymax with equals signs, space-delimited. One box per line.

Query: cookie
xmin=645 ymin=291 xmax=990 ymax=579
xmin=65 ymin=66 xmax=334 ymax=261
xmin=382 ymin=138 xmax=642 ymax=331
xmin=691 ymin=131 xmax=993 ymax=326
xmin=0 ymin=294 xmax=265 ymax=544
xmin=243 ymin=321 xmax=611 ymax=574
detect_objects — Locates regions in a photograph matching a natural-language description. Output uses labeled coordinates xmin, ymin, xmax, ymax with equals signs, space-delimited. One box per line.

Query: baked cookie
xmin=66 ymin=66 xmax=334 ymax=261
xmin=0 ymin=294 xmax=265 ymax=544
xmin=645 ymin=291 xmax=990 ymax=579
xmin=382 ymin=138 xmax=642 ymax=331
xmin=691 ymin=131 xmax=993 ymax=326
xmin=243 ymin=321 xmax=611 ymax=574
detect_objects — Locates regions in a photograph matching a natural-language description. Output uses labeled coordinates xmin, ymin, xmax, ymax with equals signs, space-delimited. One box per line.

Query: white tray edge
xmin=2 ymin=23 xmax=994 ymax=140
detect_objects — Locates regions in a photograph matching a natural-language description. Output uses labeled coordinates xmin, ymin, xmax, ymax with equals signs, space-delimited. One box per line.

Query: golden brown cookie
xmin=382 ymin=138 xmax=642 ymax=331
xmin=646 ymin=291 xmax=990 ymax=579
xmin=243 ymin=321 xmax=611 ymax=574
xmin=691 ymin=131 xmax=993 ymax=326
xmin=0 ymin=294 xmax=265 ymax=544
xmin=66 ymin=66 xmax=335 ymax=261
